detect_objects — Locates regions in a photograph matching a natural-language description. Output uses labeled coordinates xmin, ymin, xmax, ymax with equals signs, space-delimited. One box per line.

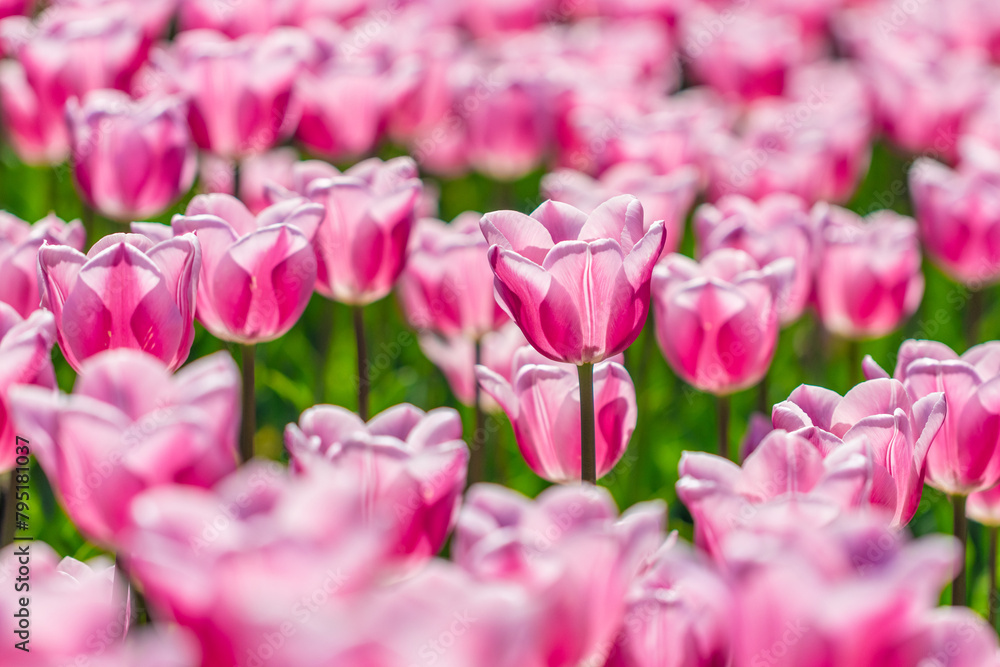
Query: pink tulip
xmin=677 ymin=429 xmax=880 ymax=558
xmin=605 ymin=537 xmax=733 ymax=667
xmin=968 ymin=483 xmax=1000 ymax=526
xmin=458 ymin=0 xmax=553 ymax=37
xmin=481 ymin=195 xmax=665 ymax=365
xmin=0 ymin=305 xmax=55 ymax=473
xmin=198 ymin=147 xmax=299 ymax=215
xmin=37 ymin=232 xmax=200 ymax=371
xmin=151 ymin=28 xmax=309 ymax=158
xmin=0 ymin=211 xmax=84 ymax=317
xmin=398 ymin=212 xmax=508 ymax=339
xmin=453 ymin=483 xmax=666 ymax=667
xmin=0 ymin=0 xmax=30 ymax=19
xmin=67 ymin=90 xmax=196 ymax=221
xmin=651 ymin=249 xmax=793 ymax=395
xmin=865 ymin=340 xmax=1000 ymax=496
xmin=772 ymin=380 xmax=946 ymax=525
xmin=285 ymin=403 xmax=468 ymax=566
xmin=11 ymin=349 xmax=240 ymax=545
xmin=272 ymin=157 xmax=422 ymax=305
xmin=695 ymin=194 xmax=814 ymax=324
xmin=0 ymin=12 xmax=145 ymax=164
xmin=164 ymin=193 xmax=320 ymax=343
xmin=177 ymin=0 xmax=292 ymax=37
xmin=476 ymin=346 xmax=636 ymax=483
xmin=50 ymin=0 xmax=178 ymax=41
xmin=813 ymin=204 xmax=924 ymax=339
xmin=542 ymin=163 xmax=698 ymax=260
xmin=419 ymin=321 xmax=527 ymax=410
xmin=909 ymin=148 xmax=1000 ymax=286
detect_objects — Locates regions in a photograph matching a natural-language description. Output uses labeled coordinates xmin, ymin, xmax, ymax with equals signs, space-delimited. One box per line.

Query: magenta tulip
xmin=68 ymin=90 xmax=196 ymax=221
xmin=454 ymin=483 xmax=666 ymax=667
xmin=398 ymin=212 xmax=508 ymax=339
xmin=652 ymin=249 xmax=794 ymax=395
xmin=419 ymin=321 xmax=527 ymax=410
xmin=0 ymin=0 xmax=30 ymax=19
xmin=37 ymin=232 xmax=200 ymax=371
xmin=481 ymin=195 xmax=664 ymax=365
xmin=274 ymin=156 xmax=422 ymax=305
xmin=10 ymin=349 xmax=240 ymax=545
xmin=865 ymin=340 xmax=1000 ymax=496
xmin=476 ymin=346 xmax=636 ymax=483
xmin=813 ymin=204 xmax=924 ymax=339
xmin=152 ymin=28 xmax=308 ymax=158
xmin=0 ymin=305 xmax=55 ymax=473
xmin=285 ymin=403 xmax=468 ymax=566
xmin=0 ymin=211 xmax=84 ymax=317
xmin=165 ymin=193 xmax=320 ymax=343
xmin=542 ymin=163 xmax=698 ymax=260
xmin=0 ymin=12 xmax=145 ymax=164
xmin=909 ymin=150 xmax=1000 ymax=286
xmin=772 ymin=380 xmax=946 ymax=526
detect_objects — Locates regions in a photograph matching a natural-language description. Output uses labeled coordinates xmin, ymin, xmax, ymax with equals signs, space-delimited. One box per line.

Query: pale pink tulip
xmin=476 ymin=346 xmax=636 ymax=482
xmin=50 ymin=0 xmax=178 ymax=41
xmin=652 ymin=249 xmax=794 ymax=395
xmin=0 ymin=212 xmax=84 ymax=317
xmin=968 ymin=483 xmax=1000 ymax=526
xmin=37 ymin=232 xmax=200 ymax=371
xmin=481 ymin=195 xmax=665 ymax=364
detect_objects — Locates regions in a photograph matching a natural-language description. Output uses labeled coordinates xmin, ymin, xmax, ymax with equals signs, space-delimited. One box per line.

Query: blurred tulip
xmin=68 ymin=90 xmax=196 ymax=221
xmin=37 ymin=232 xmax=200 ymax=371
xmin=476 ymin=346 xmax=635 ymax=483
xmin=772 ymin=379 xmax=946 ymax=525
xmin=813 ymin=204 xmax=924 ymax=339
xmin=398 ymin=212 xmax=508 ymax=339
xmin=652 ymin=249 xmax=794 ymax=395
xmin=481 ymin=195 xmax=665 ymax=365
xmin=198 ymin=147 xmax=299 ymax=215
xmin=10 ymin=349 xmax=240 ymax=545
xmin=910 ymin=148 xmax=1000 ymax=286
xmin=458 ymin=0 xmax=553 ymax=37
xmin=50 ymin=0 xmax=178 ymax=41
xmin=542 ymin=163 xmax=698 ymax=260
xmin=419 ymin=321 xmax=526 ymax=410
xmin=454 ymin=483 xmax=666 ymax=667
xmin=177 ymin=0 xmax=291 ymax=37
xmin=285 ymin=403 xmax=468 ymax=566
xmin=0 ymin=0 xmax=29 ymax=19
xmin=0 ymin=13 xmax=145 ymax=164
xmin=695 ymin=194 xmax=814 ymax=324
xmin=968 ymin=483 xmax=1000 ymax=526
xmin=166 ymin=194 xmax=320 ymax=343
xmin=275 ymin=156 xmax=422 ymax=305
xmin=865 ymin=340 xmax=1000 ymax=496
xmin=151 ymin=28 xmax=309 ymax=158
xmin=0 ymin=212 xmax=84 ymax=317
xmin=0 ymin=305 xmax=55 ymax=473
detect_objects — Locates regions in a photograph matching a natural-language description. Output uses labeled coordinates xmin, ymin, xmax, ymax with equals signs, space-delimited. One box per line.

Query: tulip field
xmin=5 ymin=0 xmax=1000 ymax=665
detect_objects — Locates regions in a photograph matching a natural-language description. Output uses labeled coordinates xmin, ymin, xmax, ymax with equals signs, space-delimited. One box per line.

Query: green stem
xmin=717 ymin=394 xmax=731 ymax=461
xmin=847 ymin=339 xmax=861 ymax=389
xmin=990 ymin=526 xmax=998 ymax=628
xmin=315 ymin=299 xmax=335 ymax=402
xmin=232 ymin=160 xmax=242 ymax=201
xmin=468 ymin=339 xmax=485 ymax=485
xmin=579 ymin=363 xmax=596 ymax=484
xmin=240 ymin=344 xmax=256 ymax=463
xmin=353 ymin=305 xmax=369 ymax=421
xmin=0 ymin=472 xmax=14 ymax=548
xmin=757 ymin=372 xmax=769 ymax=414
xmin=953 ymin=494 xmax=968 ymax=606
xmin=966 ymin=288 xmax=984 ymax=350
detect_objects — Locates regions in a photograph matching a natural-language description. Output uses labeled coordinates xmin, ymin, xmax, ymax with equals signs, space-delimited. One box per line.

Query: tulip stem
xmin=847 ymin=339 xmax=860 ymax=389
xmin=717 ymin=395 xmax=731 ymax=461
xmin=232 ymin=160 xmax=241 ymax=200
xmin=239 ymin=344 xmax=256 ymax=462
xmin=579 ymin=363 xmax=596 ymax=484
xmin=469 ymin=339 xmax=486 ymax=485
xmin=966 ymin=288 xmax=984 ymax=350
xmin=0 ymin=472 xmax=15 ymax=547
xmin=990 ymin=526 xmax=998 ymax=629
xmin=952 ymin=494 xmax=968 ymax=606
xmin=315 ymin=299 xmax=335 ymax=402
xmin=757 ymin=372 xmax=769 ymax=414
xmin=353 ymin=305 xmax=369 ymax=421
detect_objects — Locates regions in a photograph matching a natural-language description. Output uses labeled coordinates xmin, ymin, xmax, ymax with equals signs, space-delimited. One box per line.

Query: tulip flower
xmin=0 ymin=12 xmax=145 ymax=165
xmin=10 ymin=349 xmax=240 ymax=545
xmin=177 ymin=0 xmax=293 ymax=37
xmin=50 ymin=0 xmax=177 ymax=41
xmin=813 ymin=204 xmax=924 ymax=340
xmin=695 ymin=194 xmax=815 ymax=325
xmin=476 ymin=346 xmax=636 ymax=483
xmin=37 ymin=232 xmax=200 ymax=372
xmin=772 ymin=380 xmax=945 ymax=527
xmin=285 ymin=403 xmax=468 ymax=567
xmin=0 ymin=0 xmax=30 ymax=19
xmin=542 ymin=163 xmax=699 ymax=260
xmin=273 ymin=156 xmax=422 ymax=420
xmin=0 ymin=212 xmax=84 ymax=317
xmin=151 ymin=28 xmax=309 ymax=159
xmin=453 ymin=483 xmax=666 ymax=667
xmin=0 ymin=305 xmax=55 ymax=475
xmin=67 ymin=90 xmax=197 ymax=221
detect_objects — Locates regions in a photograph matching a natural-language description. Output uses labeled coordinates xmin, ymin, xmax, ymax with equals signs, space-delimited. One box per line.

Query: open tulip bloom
xmin=480 ymin=194 xmax=664 ymax=482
